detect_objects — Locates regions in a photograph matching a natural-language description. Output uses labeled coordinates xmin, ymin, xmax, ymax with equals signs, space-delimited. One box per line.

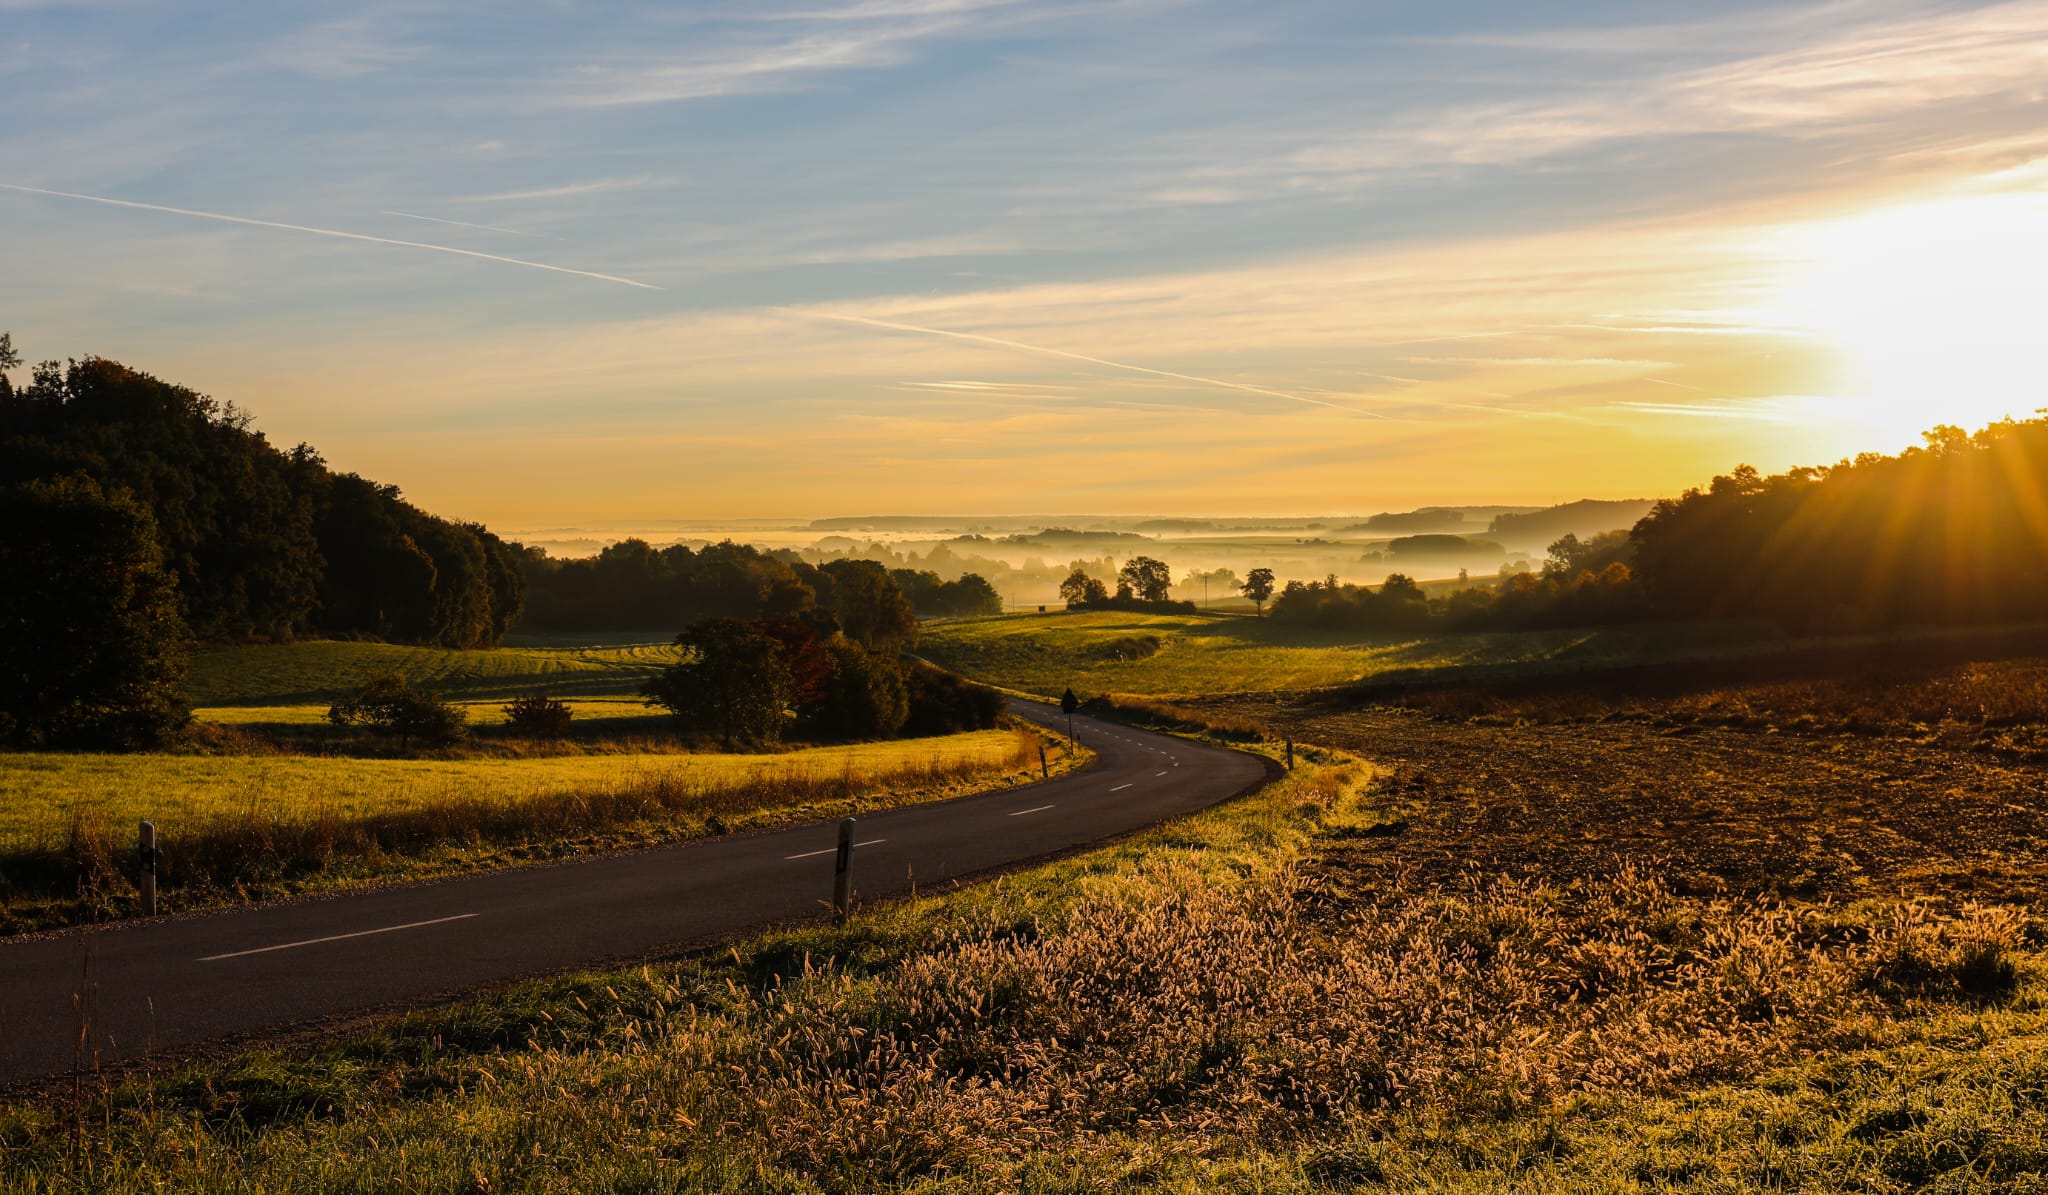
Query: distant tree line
xmin=1272 ymin=418 xmax=2048 ymax=635
xmin=1630 ymin=420 xmax=2048 ymax=631
xmin=520 ymin=540 xmax=997 ymax=630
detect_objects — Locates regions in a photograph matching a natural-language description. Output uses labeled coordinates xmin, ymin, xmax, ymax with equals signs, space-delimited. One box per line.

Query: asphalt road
xmin=0 ymin=701 xmax=1271 ymax=1084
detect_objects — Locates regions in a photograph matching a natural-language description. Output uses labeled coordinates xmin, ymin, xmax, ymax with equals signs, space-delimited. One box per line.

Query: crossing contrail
xmin=786 ymin=309 xmax=1383 ymax=417
xmin=380 ymin=210 xmax=552 ymax=239
xmin=0 ymin=183 xmax=659 ymax=290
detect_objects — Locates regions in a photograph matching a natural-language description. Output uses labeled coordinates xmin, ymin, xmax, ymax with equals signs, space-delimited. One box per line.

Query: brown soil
xmin=1190 ymin=692 xmax=2048 ymax=908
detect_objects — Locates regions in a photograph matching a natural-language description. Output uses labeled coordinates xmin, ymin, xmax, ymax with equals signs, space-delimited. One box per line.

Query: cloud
xmin=256 ymin=14 xmax=424 ymax=79
xmin=1216 ymin=2 xmax=2048 ymax=190
xmin=0 ymin=183 xmax=662 ymax=290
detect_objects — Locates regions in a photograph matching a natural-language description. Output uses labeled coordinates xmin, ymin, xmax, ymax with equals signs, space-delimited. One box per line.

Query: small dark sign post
xmin=138 ymin=820 xmax=158 ymax=917
xmin=1059 ymin=687 xmax=1079 ymax=751
xmin=832 ymin=818 xmax=855 ymax=921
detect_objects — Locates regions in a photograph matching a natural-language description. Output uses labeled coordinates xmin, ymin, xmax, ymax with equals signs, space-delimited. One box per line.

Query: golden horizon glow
xmin=1772 ymin=174 xmax=2048 ymax=447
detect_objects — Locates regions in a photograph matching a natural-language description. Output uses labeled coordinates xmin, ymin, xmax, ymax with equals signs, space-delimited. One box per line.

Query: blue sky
xmin=5 ymin=0 xmax=2046 ymax=526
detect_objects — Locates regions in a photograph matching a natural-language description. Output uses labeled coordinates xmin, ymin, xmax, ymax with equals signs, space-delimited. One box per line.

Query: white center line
xmin=1007 ymin=804 xmax=1056 ymax=817
xmin=198 ymin=913 xmax=478 ymax=962
xmin=785 ymin=838 xmax=886 ymax=860
xmin=1111 ymin=783 xmax=1134 ymax=792
xmin=1155 ymin=771 xmax=1169 ymax=777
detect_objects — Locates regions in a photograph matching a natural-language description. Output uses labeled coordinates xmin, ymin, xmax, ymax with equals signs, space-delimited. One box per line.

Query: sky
xmin=4 ymin=0 xmax=2046 ymax=530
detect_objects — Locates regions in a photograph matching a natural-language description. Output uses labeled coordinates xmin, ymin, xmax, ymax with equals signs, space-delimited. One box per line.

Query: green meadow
xmin=918 ymin=609 xmax=1780 ymax=698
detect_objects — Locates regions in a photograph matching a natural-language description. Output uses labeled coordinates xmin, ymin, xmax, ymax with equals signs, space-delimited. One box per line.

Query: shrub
xmin=1099 ymin=634 xmax=1164 ymax=661
xmin=326 ymin=671 xmax=467 ymax=750
xmin=903 ymin=663 xmax=1003 ymax=736
xmin=502 ymin=692 xmax=573 ymax=739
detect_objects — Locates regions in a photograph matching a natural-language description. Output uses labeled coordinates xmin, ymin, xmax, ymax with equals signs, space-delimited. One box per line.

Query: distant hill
xmin=1344 ymin=505 xmax=1540 ymax=535
xmin=1489 ymin=499 xmax=1656 ymax=549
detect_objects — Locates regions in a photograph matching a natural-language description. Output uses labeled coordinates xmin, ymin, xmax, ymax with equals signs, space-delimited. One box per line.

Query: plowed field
xmin=1192 ymin=692 xmax=2048 ymax=906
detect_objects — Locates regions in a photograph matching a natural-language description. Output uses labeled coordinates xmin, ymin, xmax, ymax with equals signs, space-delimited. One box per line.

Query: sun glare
xmin=1781 ymin=186 xmax=2048 ymax=445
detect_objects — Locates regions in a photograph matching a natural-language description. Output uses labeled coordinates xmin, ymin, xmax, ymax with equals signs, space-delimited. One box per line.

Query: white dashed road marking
xmin=1008 ymin=804 xmax=1056 ymax=817
xmin=1111 ymin=783 xmax=1133 ymax=792
xmin=785 ymin=839 xmax=885 ymax=860
xmin=199 ymin=914 xmax=479 ymax=962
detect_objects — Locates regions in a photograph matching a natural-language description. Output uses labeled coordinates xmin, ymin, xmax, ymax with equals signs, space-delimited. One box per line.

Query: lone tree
xmin=1058 ymin=568 xmax=1108 ymax=607
xmin=1118 ymin=556 xmax=1173 ymax=603
xmin=503 ymin=692 xmax=573 ymax=739
xmin=1240 ymin=567 xmax=1276 ymax=617
xmin=0 ymin=476 xmax=190 ymax=749
xmin=328 ymin=671 xmax=467 ymax=750
xmin=644 ymin=617 xmax=793 ymax=744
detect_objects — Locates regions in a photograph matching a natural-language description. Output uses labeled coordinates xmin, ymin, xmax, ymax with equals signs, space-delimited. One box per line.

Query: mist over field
xmin=510 ymin=499 xmax=1655 ymax=608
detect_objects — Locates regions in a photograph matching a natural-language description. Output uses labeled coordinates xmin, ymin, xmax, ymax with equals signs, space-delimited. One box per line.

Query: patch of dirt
xmin=1193 ymin=692 xmax=2048 ymax=907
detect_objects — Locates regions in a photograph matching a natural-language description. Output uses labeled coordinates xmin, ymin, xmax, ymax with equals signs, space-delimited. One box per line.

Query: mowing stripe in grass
xmin=198 ymin=913 xmax=479 ymax=961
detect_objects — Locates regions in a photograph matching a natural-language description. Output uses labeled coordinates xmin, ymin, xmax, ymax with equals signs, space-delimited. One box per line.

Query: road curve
xmin=0 ymin=701 xmax=1272 ymax=1084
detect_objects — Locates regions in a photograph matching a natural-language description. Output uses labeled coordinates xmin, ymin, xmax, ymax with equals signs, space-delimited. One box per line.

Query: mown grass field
xmin=919 ymin=609 xmax=1780 ymax=697
xmin=184 ymin=636 xmax=685 ymax=707
xmin=0 ymin=732 xmax=1033 ymax=850
xmin=6 ymin=716 xmax=2044 ymax=1191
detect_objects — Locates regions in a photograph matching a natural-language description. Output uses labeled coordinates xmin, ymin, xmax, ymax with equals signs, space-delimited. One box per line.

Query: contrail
xmin=786 ymin=309 xmax=1383 ymax=417
xmin=381 ymin=210 xmax=552 ymax=239
xmin=0 ymin=183 xmax=659 ymax=290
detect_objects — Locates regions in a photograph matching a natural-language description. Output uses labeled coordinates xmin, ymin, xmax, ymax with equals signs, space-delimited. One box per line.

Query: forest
xmin=1266 ymin=419 xmax=2048 ymax=635
xmin=0 ymin=351 xmax=525 ymax=649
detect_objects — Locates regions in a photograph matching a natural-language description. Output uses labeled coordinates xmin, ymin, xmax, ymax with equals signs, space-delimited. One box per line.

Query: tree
xmin=0 ymin=476 xmax=190 ymax=749
xmin=1059 ymin=568 xmax=1108 ymax=607
xmin=1118 ymin=556 xmax=1173 ymax=602
xmin=804 ymin=639 xmax=909 ymax=740
xmin=643 ymin=617 xmax=793 ymax=744
xmin=1240 ymin=567 xmax=1276 ymax=617
xmin=503 ymin=692 xmax=573 ymax=739
xmin=327 ymin=671 xmax=467 ymax=751
xmin=822 ymin=559 xmax=920 ymax=652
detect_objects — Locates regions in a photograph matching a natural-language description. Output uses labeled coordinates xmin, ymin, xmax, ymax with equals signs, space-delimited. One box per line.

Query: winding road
xmin=0 ymin=701 xmax=1271 ymax=1084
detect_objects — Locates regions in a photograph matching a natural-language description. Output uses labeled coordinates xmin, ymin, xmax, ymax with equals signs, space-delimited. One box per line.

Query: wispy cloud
xmin=0 ymin=183 xmax=662 ymax=289
xmin=1223 ymin=2 xmax=2048 ymax=190
xmin=256 ymin=13 xmax=424 ymax=79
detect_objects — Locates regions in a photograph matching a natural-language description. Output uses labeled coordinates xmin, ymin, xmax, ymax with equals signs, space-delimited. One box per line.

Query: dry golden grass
xmin=0 ymin=728 xmax=1065 ymax=932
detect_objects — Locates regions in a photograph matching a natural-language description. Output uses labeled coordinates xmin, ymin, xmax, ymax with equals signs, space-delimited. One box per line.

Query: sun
xmin=1778 ymin=185 xmax=2048 ymax=445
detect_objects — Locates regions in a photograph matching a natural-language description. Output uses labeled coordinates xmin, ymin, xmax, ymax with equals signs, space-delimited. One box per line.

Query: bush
xmin=327 ymin=671 xmax=467 ymax=750
xmin=1099 ymin=634 xmax=1164 ymax=661
xmin=502 ymin=692 xmax=573 ymax=739
xmin=903 ymin=663 xmax=1004 ymax=736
